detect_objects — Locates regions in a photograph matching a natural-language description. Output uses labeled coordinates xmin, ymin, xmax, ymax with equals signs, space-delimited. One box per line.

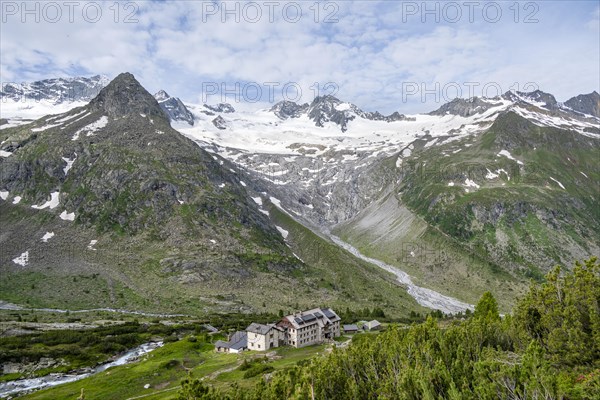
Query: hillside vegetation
xmin=178 ymin=257 xmax=600 ymax=399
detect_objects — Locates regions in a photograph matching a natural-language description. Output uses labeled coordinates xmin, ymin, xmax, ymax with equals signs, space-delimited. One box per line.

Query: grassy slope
xmin=20 ymin=336 xmax=345 ymax=400
xmin=0 ymin=197 xmax=425 ymax=318
xmin=335 ymin=113 xmax=599 ymax=311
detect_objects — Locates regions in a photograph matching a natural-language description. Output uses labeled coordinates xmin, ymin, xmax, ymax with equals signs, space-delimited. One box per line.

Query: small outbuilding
xmin=363 ymin=320 xmax=382 ymax=331
xmin=343 ymin=324 xmax=359 ymax=334
xmin=215 ymin=331 xmax=247 ymax=353
xmin=204 ymin=324 xmax=220 ymax=334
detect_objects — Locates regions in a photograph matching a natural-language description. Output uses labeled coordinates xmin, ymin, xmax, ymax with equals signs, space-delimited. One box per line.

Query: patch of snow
xmin=0 ymin=190 xmax=8 ymax=200
xmin=252 ymin=196 xmax=263 ymax=206
xmin=276 ymin=226 xmax=289 ymax=239
xmin=210 ymin=239 xmax=217 ymax=244
xmin=218 ymin=183 xmax=226 ymax=188
xmin=448 ymin=182 xmax=455 ymax=187
xmin=12 ymin=196 xmax=22 ymax=204
xmin=497 ymin=149 xmax=524 ymax=165
xmin=485 ymin=169 xmax=499 ymax=179
xmin=12 ymin=251 xmax=29 ymax=266
xmin=32 ymin=192 xmax=60 ymax=210
xmin=497 ymin=168 xmax=510 ymax=180
xmin=464 ymin=179 xmax=480 ymax=189
xmin=62 ymin=154 xmax=77 ymax=175
xmin=259 ymin=209 xmax=269 ymax=216
xmin=240 ymin=181 xmax=247 ymax=187
xmin=549 ymin=177 xmax=565 ymax=189
xmin=41 ymin=232 xmax=55 ymax=242
xmin=0 ymin=150 xmax=12 ymax=157
xmin=87 ymin=240 xmax=98 ymax=250
xmin=60 ymin=210 xmax=76 ymax=221
xmin=72 ymin=116 xmax=108 ymax=140
xmin=580 ymin=171 xmax=589 ymax=178
xmin=335 ymin=103 xmax=351 ymax=111
xmin=51 ymin=109 xmax=89 ymax=124
xmin=31 ymin=122 xmax=63 ymax=132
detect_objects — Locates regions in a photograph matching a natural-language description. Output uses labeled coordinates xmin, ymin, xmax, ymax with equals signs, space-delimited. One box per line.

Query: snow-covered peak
xmin=154 ymin=89 xmax=194 ymax=125
xmin=503 ymin=90 xmax=558 ymax=110
xmin=154 ymin=90 xmax=171 ymax=102
xmin=1 ymin=75 xmax=109 ymax=104
xmin=204 ymin=103 xmax=235 ymax=114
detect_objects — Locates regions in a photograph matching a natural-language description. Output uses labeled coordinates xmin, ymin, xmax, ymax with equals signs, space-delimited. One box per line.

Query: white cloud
xmin=1 ymin=1 xmax=598 ymax=114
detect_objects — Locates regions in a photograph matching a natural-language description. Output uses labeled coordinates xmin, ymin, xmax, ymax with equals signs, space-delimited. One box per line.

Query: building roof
xmin=343 ymin=324 xmax=359 ymax=331
xmin=246 ymin=323 xmax=274 ymax=335
xmin=366 ymin=320 xmax=381 ymax=329
xmin=228 ymin=331 xmax=248 ymax=350
xmin=282 ymin=308 xmax=341 ymax=329
xmin=215 ymin=331 xmax=247 ymax=351
xmin=203 ymin=324 xmax=219 ymax=333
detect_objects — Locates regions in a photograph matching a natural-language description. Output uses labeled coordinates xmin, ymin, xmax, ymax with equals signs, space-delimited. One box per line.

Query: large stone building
xmin=246 ymin=323 xmax=284 ymax=351
xmin=277 ymin=308 xmax=341 ymax=348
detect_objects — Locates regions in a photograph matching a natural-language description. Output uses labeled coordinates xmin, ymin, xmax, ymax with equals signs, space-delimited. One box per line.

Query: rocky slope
xmin=0 ymin=73 xmax=420 ymax=316
xmin=154 ymin=90 xmax=195 ymax=125
xmin=1 ymin=75 xmax=109 ymax=104
xmin=175 ymin=89 xmax=599 ymax=309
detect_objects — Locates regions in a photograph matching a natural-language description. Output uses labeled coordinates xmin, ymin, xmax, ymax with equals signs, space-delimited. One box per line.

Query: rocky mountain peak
xmin=154 ymin=89 xmax=170 ymax=102
xmin=507 ymin=89 xmax=558 ymax=110
xmin=212 ymin=115 xmax=228 ymax=130
xmin=307 ymin=96 xmax=361 ymax=132
xmin=564 ymin=91 xmax=600 ymax=117
xmin=270 ymin=100 xmax=309 ymax=119
xmin=154 ymin=89 xmax=194 ymax=125
xmin=0 ymin=74 xmax=109 ymax=104
xmin=204 ymin=103 xmax=236 ymax=113
xmin=89 ymin=72 xmax=167 ymax=120
xmin=429 ymin=97 xmax=499 ymax=117
xmin=311 ymin=94 xmax=343 ymax=106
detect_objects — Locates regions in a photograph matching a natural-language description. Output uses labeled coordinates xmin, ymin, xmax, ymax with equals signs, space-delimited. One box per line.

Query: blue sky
xmin=1 ymin=0 xmax=599 ymax=113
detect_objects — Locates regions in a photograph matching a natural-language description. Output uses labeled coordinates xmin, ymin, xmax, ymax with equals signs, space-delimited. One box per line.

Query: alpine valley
xmin=1 ymin=73 xmax=599 ymax=318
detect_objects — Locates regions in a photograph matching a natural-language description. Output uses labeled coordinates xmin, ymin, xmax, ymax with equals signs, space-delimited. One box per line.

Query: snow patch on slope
xmin=41 ymin=232 xmax=55 ymax=242
xmin=72 ymin=116 xmax=108 ymax=140
xmin=12 ymin=251 xmax=29 ymax=266
xmin=32 ymin=192 xmax=60 ymax=210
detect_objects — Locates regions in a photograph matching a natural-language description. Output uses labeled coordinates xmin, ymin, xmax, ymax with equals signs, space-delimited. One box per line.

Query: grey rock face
xmin=564 ymin=91 xmax=600 ymax=117
xmin=89 ymin=73 xmax=167 ymax=120
xmin=0 ymin=75 xmax=108 ymax=104
xmin=361 ymin=110 xmax=414 ymax=122
xmin=270 ymin=101 xmax=309 ymax=119
xmin=429 ymin=97 xmax=500 ymax=117
xmin=204 ymin=103 xmax=235 ymax=113
xmin=306 ymin=95 xmax=358 ymax=132
xmin=270 ymin=97 xmax=410 ymax=130
xmin=212 ymin=115 xmax=228 ymax=130
xmin=503 ymin=90 xmax=558 ymax=110
xmin=154 ymin=90 xmax=195 ymax=125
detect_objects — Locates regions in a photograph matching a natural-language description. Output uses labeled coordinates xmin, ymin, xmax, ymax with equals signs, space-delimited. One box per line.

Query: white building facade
xmin=246 ymin=323 xmax=284 ymax=351
xmin=277 ymin=308 xmax=341 ymax=348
